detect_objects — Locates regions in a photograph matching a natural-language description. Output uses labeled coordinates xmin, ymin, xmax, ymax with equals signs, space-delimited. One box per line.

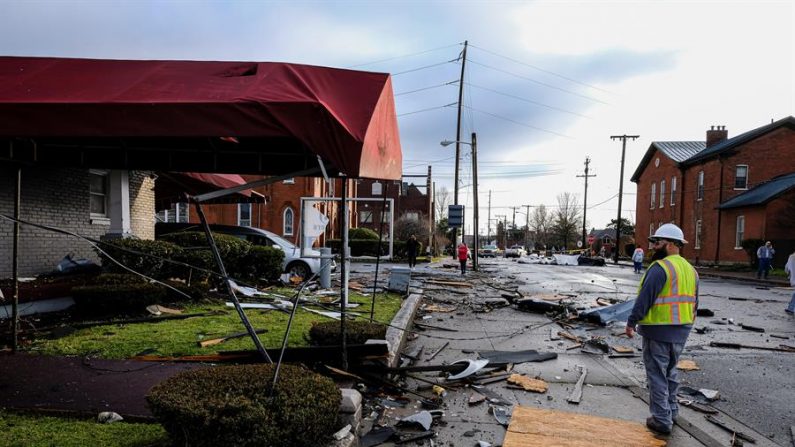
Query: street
xmin=354 ymin=258 xmax=795 ymax=446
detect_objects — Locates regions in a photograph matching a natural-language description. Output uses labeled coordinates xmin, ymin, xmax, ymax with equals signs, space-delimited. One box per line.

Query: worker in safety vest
xmin=625 ymin=223 xmax=698 ymax=436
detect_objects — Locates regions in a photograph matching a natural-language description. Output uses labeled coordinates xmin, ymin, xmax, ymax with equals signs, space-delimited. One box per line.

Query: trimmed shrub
xmin=309 ymin=320 xmax=386 ymax=346
xmin=241 ymin=246 xmax=284 ymax=283
xmin=160 ymin=231 xmax=250 ymax=264
xmin=91 ymin=273 xmax=146 ymax=285
xmin=97 ymin=239 xmax=183 ymax=280
xmin=173 ymin=249 xmax=217 ymax=284
xmin=72 ymin=283 xmax=168 ymax=316
xmin=349 ymin=227 xmax=379 ymax=240
xmin=147 ymin=364 xmax=340 ymax=447
xmin=163 ymin=280 xmax=212 ymax=302
xmin=327 ymin=239 xmax=423 ymax=260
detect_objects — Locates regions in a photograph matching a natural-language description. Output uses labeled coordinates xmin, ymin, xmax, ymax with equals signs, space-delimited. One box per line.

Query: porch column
xmin=107 ymin=170 xmax=131 ymax=237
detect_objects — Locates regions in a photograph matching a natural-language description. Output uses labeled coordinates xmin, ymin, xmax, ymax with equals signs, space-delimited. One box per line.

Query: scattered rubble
xmin=566 ymin=365 xmax=587 ymax=404
xmin=507 ymin=373 xmax=548 ymax=393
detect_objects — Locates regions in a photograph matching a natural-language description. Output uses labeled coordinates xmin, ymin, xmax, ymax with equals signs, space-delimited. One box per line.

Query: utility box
xmin=388 ymin=267 xmax=411 ymax=294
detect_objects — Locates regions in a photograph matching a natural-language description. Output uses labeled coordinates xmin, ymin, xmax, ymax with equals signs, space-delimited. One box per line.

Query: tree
xmin=531 ymin=205 xmax=551 ymax=247
xmin=434 ymin=187 xmax=451 ymax=221
xmin=551 ymin=193 xmax=581 ymax=250
xmin=606 ymin=217 xmax=635 ymax=235
xmin=395 ymin=212 xmax=430 ymax=242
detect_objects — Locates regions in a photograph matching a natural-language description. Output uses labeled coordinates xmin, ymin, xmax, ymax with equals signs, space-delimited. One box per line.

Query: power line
xmin=397 ymin=102 xmax=456 ymax=117
xmin=392 ymin=59 xmax=456 ymax=76
xmin=468 ymin=43 xmax=614 ymax=95
xmin=394 ymin=80 xmax=458 ymax=96
xmin=466 ymin=82 xmax=591 ymax=118
xmin=463 ymin=105 xmax=572 ymax=138
xmin=468 ymin=59 xmax=609 ymax=105
xmin=347 ymin=42 xmax=462 ymax=68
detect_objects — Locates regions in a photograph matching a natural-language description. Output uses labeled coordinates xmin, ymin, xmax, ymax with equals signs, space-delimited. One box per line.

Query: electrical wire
xmin=463 ymin=105 xmax=572 ymax=138
xmin=468 ymin=43 xmax=614 ymax=95
xmin=392 ymin=59 xmax=457 ymax=76
xmin=397 ymin=102 xmax=456 ymax=117
xmin=468 ymin=59 xmax=609 ymax=105
xmin=466 ymin=82 xmax=592 ymax=118
xmin=347 ymin=42 xmax=462 ymax=68
xmin=394 ymin=80 xmax=458 ymax=97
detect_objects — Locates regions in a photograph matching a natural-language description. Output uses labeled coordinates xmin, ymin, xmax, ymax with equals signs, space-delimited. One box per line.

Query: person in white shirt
xmin=785 ymin=250 xmax=795 ymax=315
xmin=632 ymin=247 xmax=645 ymax=274
xmin=756 ymin=241 xmax=775 ymax=279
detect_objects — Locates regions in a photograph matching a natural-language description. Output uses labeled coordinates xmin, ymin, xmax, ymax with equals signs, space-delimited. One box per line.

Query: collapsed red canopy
xmin=154 ymin=172 xmax=265 ymax=211
xmin=0 ymin=56 xmax=402 ymax=180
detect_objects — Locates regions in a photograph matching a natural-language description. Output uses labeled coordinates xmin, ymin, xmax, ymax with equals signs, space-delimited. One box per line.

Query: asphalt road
xmin=477 ymin=256 xmax=795 ymax=443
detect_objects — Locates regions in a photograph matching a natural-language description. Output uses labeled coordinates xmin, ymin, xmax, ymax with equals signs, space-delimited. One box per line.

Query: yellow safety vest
xmin=637 ymin=254 xmax=698 ymax=325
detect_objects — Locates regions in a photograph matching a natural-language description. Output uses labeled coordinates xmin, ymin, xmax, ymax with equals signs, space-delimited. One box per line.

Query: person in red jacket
xmin=457 ymin=242 xmax=469 ymax=275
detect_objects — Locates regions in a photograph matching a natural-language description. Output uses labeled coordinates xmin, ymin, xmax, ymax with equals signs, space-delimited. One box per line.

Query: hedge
xmin=72 ymin=283 xmax=168 ymax=316
xmin=326 ymin=239 xmax=423 ymax=259
xmin=97 ymin=239 xmax=183 ymax=280
xmin=348 ymin=227 xmax=379 ymax=240
xmin=147 ymin=364 xmax=340 ymax=447
xmin=309 ymin=320 xmax=386 ymax=346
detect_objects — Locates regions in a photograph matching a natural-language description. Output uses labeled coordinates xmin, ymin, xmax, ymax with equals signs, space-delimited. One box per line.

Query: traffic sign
xmin=448 ymin=205 xmax=465 ymax=228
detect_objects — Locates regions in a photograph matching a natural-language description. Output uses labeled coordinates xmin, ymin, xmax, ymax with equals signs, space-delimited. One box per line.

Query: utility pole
xmin=576 ymin=157 xmax=596 ymax=250
xmin=452 ymin=40 xmax=468 ymax=256
xmin=511 ymin=206 xmax=517 ymax=228
xmin=487 ymin=190 xmax=492 ymax=244
xmin=471 ymin=132 xmax=479 ymax=271
xmin=523 ymin=204 xmax=531 ymax=248
xmin=610 ymin=134 xmax=639 ymax=264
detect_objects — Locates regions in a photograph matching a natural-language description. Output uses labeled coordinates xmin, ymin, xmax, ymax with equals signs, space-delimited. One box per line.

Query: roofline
xmin=683 ymin=116 xmax=795 ymax=166
xmin=717 ymin=173 xmax=795 ymax=209
xmin=630 ymin=142 xmax=687 ymax=183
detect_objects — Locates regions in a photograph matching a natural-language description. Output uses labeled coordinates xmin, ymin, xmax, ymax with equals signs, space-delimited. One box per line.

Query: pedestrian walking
xmin=757 ymin=241 xmax=775 ymax=279
xmin=457 ymin=242 xmax=469 ymax=275
xmin=785 ymin=249 xmax=795 ymax=315
xmin=406 ymin=234 xmax=419 ymax=269
xmin=632 ymin=247 xmax=645 ymax=274
xmin=625 ymin=223 xmax=698 ymax=436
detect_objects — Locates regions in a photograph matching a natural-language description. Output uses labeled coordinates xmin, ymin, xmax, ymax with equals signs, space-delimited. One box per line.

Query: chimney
xmin=706 ymin=125 xmax=728 ymax=147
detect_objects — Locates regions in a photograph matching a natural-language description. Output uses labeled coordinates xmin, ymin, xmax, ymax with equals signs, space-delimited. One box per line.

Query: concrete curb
xmin=385 ymin=290 xmax=423 ymax=368
xmin=697 ymin=271 xmax=789 ymax=287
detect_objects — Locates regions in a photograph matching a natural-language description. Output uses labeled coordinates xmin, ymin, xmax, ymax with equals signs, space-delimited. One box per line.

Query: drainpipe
xmin=714 ymin=158 xmax=724 ymax=264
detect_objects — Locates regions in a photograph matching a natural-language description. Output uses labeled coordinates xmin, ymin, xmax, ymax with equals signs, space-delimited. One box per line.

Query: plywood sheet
xmin=503 ymin=406 xmax=667 ymax=447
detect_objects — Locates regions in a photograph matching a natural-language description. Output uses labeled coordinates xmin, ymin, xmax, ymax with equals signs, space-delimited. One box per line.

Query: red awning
xmin=0 ymin=56 xmax=402 ymax=180
xmin=154 ymin=172 xmax=265 ymax=211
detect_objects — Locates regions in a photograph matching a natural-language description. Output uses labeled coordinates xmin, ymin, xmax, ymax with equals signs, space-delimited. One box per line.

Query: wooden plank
xmin=503 ymin=406 xmax=666 ymax=447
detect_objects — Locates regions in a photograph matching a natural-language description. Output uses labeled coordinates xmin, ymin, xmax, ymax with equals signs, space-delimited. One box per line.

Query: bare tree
xmin=531 ymin=204 xmax=551 ymax=247
xmin=434 ymin=186 xmax=451 ymax=221
xmin=551 ymin=192 xmax=581 ymax=250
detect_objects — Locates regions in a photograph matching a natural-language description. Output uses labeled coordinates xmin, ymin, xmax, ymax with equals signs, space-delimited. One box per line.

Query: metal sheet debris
xmin=447 ymin=359 xmax=490 ymax=380
xmin=360 ymin=427 xmax=395 ymax=447
xmin=397 ymin=410 xmax=433 ymax=431
xmin=478 ymin=350 xmax=558 ymax=364
xmin=491 ymin=405 xmax=512 ymax=426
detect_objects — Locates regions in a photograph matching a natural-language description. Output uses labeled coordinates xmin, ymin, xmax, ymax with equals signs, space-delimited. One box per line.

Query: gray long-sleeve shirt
xmin=628 ymin=263 xmax=698 ymax=343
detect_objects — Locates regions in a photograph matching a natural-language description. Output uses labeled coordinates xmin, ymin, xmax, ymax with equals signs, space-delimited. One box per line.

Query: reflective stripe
xmin=655 ymin=296 xmax=697 ymax=304
xmin=638 ymin=255 xmax=697 ymax=326
xmin=671 ymin=303 xmax=680 ymax=324
xmin=661 ymin=259 xmax=679 ymax=296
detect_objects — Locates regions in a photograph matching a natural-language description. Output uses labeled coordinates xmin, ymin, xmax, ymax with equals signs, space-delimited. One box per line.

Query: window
xmin=660 ymin=180 xmax=666 ymax=208
xmin=650 ymin=183 xmax=656 ymax=209
xmin=360 ymin=210 xmax=373 ymax=223
xmin=371 ymin=181 xmax=382 ymax=196
xmin=405 ymin=212 xmax=420 ymax=221
xmin=695 ymin=220 xmax=702 ymax=249
xmin=157 ymin=202 xmax=189 ymax=223
xmin=283 ymin=178 xmax=295 ymax=184
xmin=649 ymin=223 xmax=655 ymax=249
xmin=670 ymin=176 xmax=677 ymax=206
xmin=735 ymin=165 xmax=748 ymax=189
xmin=602 ymin=235 xmax=611 ymax=244
xmin=735 ymin=216 xmax=745 ymax=249
xmin=89 ymin=170 xmax=108 ymax=216
xmin=697 ymin=171 xmax=704 ymax=200
xmin=238 ymin=203 xmax=252 ymax=227
xmin=283 ymin=207 xmax=294 ymax=235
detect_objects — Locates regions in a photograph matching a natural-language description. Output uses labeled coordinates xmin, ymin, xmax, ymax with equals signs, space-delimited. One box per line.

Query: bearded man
xmin=625 ymin=223 xmax=698 ymax=435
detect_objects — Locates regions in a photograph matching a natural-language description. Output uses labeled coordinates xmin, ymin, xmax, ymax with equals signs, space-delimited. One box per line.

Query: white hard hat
xmin=650 ymin=223 xmax=688 ymax=244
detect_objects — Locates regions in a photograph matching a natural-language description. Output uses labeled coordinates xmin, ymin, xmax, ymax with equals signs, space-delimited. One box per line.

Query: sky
xmin=1 ymin=0 xmax=793 ymax=237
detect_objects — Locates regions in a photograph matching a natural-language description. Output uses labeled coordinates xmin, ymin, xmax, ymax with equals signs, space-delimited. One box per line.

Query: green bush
xmin=309 ymin=320 xmax=386 ymax=346
xmin=147 ymin=364 xmax=340 ymax=447
xmin=72 ymin=283 xmax=168 ymax=316
xmin=160 ymin=231 xmax=251 ymax=265
xmin=163 ymin=280 xmax=212 ymax=302
xmin=173 ymin=249 xmax=217 ymax=284
xmin=349 ymin=227 xmax=380 ymax=240
xmin=241 ymin=246 xmax=284 ymax=283
xmin=91 ymin=273 xmax=146 ymax=285
xmin=326 ymin=239 xmax=423 ymax=259
xmin=97 ymin=239 xmax=183 ymax=280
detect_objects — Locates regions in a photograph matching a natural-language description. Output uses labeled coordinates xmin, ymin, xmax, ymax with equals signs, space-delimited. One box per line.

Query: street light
xmin=440 ymin=133 xmax=479 ymax=271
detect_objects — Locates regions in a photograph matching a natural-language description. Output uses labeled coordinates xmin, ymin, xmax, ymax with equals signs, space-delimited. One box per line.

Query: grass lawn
xmin=0 ymin=411 xmax=168 ymax=447
xmin=30 ymin=289 xmax=403 ymax=359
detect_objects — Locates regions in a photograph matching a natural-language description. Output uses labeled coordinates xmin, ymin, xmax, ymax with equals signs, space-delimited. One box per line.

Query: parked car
xmin=155 ymin=222 xmax=336 ymax=279
xmin=478 ymin=245 xmax=502 ymax=258
xmin=577 ymin=255 xmax=606 ymax=266
xmin=504 ymin=245 xmax=527 ymax=258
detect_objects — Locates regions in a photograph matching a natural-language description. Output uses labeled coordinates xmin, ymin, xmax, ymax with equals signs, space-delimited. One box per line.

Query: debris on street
xmin=705 ymin=415 xmax=758 ymax=444
xmin=478 ymin=349 xmax=557 ymax=364
xmin=566 ymin=365 xmax=587 ymax=404
xmin=676 ymin=359 xmax=700 ymax=371
xmin=507 ymin=373 xmax=548 ymax=393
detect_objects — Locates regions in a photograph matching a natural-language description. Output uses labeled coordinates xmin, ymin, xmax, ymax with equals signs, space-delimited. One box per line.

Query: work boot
xmin=646 ymin=417 xmax=672 ymax=435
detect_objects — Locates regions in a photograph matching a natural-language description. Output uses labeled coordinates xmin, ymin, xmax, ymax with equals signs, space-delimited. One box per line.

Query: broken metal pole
xmin=11 ymin=165 xmax=21 ymax=352
xmin=192 ymin=200 xmax=272 ymax=363
xmin=339 ymin=178 xmax=349 ymax=370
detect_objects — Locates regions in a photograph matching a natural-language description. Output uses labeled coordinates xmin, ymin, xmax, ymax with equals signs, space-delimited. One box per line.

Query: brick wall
xmin=0 ymin=167 xmax=155 ymax=277
xmin=129 ymin=171 xmax=155 ymax=240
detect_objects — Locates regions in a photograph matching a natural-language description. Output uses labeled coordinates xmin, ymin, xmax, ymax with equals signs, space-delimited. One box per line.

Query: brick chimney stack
xmin=706 ymin=125 xmax=728 ymax=147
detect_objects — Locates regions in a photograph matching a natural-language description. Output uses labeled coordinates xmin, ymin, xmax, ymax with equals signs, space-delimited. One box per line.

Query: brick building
xmin=1 ymin=167 xmax=155 ymax=276
xmin=163 ymin=176 xmax=358 ymax=246
xmin=631 ymin=117 xmax=795 ymax=266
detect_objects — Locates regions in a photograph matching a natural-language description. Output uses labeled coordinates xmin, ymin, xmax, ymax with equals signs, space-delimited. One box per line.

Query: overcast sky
xmin=1 ymin=0 xmax=793 ymax=236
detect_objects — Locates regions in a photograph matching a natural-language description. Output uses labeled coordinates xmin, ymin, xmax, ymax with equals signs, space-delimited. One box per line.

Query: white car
xmin=505 ymin=245 xmax=527 ymax=258
xmin=156 ymin=222 xmax=335 ymax=279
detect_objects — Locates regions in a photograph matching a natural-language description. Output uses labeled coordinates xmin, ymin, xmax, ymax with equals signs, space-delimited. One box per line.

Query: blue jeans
xmin=787 ymin=291 xmax=795 ymax=313
xmin=633 ymin=261 xmax=643 ymax=273
xmin=642 ymin=337 xmax=685 ymax=428
xmin=758 ymin=258 xmax=771 ymax=278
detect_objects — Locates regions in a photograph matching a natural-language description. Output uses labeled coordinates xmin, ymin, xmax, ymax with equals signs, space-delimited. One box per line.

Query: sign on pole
xmin=448 ymin=204 xmax=465 ymax=228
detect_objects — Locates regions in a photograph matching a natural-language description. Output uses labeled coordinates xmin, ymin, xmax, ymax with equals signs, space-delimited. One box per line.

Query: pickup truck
xmin=504 ymin=245 xmax=527 ymax=258
xmin=478 ymin=245 xmax=502 ymax=258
